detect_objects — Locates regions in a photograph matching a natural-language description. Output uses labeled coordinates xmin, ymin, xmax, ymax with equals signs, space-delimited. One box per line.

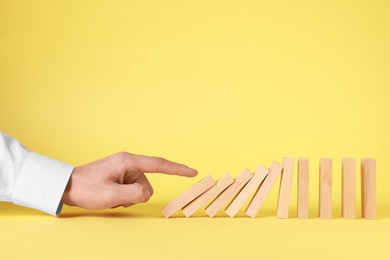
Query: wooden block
xmin=342 ymin=158 xmax=356 ymax=219
xmin=205 ymin=169 xmax=253 ymax=217
xmin=246 ymin=162 xmax=284 ymax=218
xmin=297 ymin=158 xmax=309 ymax=219
xmin=182 ymin=174 xmax=234 ymax=217
xmin=276 ymin=157 xmax=294 ymax=219
xmin=319 ymin=158 xmax=332 ymax=219
xmin=361 ymin=158 xmax=376 ymax=220
xmin=225 ymin=165 xmax=269 ymax=217
xmin=162 ymin=176 xmax=215 ymax=218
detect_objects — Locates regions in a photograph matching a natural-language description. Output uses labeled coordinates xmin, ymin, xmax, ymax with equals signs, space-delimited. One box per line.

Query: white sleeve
xmin=0 ymin=132 xmax=74 ymax=216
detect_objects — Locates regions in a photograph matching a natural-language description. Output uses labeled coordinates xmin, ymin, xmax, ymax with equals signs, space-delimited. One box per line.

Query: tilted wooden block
xmin=182 ymin=174 xmax=234 ymax=217
xmin=205 ymin=168 xmax=253 ymax=217
xmin=162 ymin=176 xmax=215 ymax=218
xmin=246 ymin=162 xmax=284 ymax=218
xmin=342 ymin=158 xmax=356 ymax=219
xmin=361 ymin=158 xmax=376 ymax=220
xmin=319 ymin=158 xmax=332 ymax=219
xmin=297 ymin=158 xmax=309 ymax=219
xmin=225 ymin=164 xmax=269 ymax=217
xmin=276 ymin=157 xmax=294 ymax=219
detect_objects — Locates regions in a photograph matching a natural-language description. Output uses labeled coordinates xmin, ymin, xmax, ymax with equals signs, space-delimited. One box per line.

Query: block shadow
xmin=1 ymin=202 xmax=389 ymax=220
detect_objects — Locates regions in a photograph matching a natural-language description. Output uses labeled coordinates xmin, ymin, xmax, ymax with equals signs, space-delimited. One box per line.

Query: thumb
xmin=113 ymin=183 xmax=152 ymax=206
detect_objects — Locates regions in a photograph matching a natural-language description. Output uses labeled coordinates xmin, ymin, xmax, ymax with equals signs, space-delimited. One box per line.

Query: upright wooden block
xmin=182 ymin=174 xmax=234 ymax=217
xmin=205 ymin=169 xmax=253 ymax=217
xmin=319 ymin=158 xmax=332 ymax=219
xmin=246 ymin=162 xmax=284 ymax=218
xmin=162 ymin=176 xmax=215 ymax=218
xmin=225 ymin=165 xmax=269 ymax=217
xmin=297 ymin=158 xmax=309 ymax=219
xmin=276 ymin=157 xmax=294 ymax=219
xmin=342 ymin=158 xmax=356 ymax=219
xmin=361 ymin=158 xmax=376 ymax=220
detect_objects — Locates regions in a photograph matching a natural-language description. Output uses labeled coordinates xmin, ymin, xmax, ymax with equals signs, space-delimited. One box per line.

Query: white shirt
xmin=0 ymin=132 xmax=74 ymax=216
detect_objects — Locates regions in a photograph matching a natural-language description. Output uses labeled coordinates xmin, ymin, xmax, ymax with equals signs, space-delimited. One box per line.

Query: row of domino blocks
xmin=162 ymin=158 xmax=376 ymax=219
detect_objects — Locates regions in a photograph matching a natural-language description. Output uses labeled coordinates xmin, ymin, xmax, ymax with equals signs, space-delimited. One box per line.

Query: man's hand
xmin=61 ymin=152 xmax=197 ymax=209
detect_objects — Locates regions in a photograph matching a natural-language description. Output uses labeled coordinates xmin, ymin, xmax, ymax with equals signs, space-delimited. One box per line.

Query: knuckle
xmin=143 ymin=195 xmax=150 ymax=203
xmin=116 ymin=151 xmax=130 ymax=161
xmin=134 ymin=184 xmax=150 ymax=203
xmin=113 ymin=152 xmax=135 ymax=170
xmin=152 ymin=156 xmax=167 ymax=170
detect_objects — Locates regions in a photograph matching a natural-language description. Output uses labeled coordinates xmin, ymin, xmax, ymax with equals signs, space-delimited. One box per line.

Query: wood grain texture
xmin=361 ymin=158 xmax=376 ymax=220
xmin=162 ymin=176 xmax=215 ymax=218
xmin=205 ymin=169 xmax=253 ymax=217
xmin=182 ymin=174 xmax=234 ymax=217
xmin=245 ymin=162 xmax=284 ymax=218
xmin=319 ymin=158 xmax=332 ymax=219
xmin=297 ymin=158 xmax=309 ymax=219
xmin=277 ymin=157 xmax=294 ymax=219
xmin=225 ymin=164 xmax=269 ymax=217
xmin=342 ymin=158 xmax=356 ymax=219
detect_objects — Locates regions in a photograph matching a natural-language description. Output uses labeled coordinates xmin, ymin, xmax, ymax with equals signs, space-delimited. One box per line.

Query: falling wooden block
xmin=162 ymin=176 xmax=215 ymax=218
xmin=225 ymin=165 xmax=269 ymax=217
xmin=361 ymin=158 xmax=376 ymax=220
xmin=276 ymin=157 xmax=294 ymax=219
xmin=297 ymin=158 xmax=309 ymax=219
xmin=319 ymin=158 xmax=332 ymax=219
xmin=342 ymin=158 xmax=356 ymax=219
xmin=246 ymin=162 xmax=284 ymax=218
xmin=205 ymin=169 xmax=253 ymax=217
xmin=182 ymin=174 xmax=234 ymax=217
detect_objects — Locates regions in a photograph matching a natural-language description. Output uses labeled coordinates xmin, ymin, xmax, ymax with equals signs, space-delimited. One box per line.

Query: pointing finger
xmin=128 ymin=155 xmax=198 ymax=177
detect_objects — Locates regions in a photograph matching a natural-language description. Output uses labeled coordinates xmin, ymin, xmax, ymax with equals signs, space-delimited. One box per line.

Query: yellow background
xmin=0 ymin=0 xmax=389 ymax=259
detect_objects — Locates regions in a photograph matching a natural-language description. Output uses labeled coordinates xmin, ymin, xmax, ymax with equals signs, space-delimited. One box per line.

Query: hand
xmin=61 ymin=152 xmax=197 ymax=210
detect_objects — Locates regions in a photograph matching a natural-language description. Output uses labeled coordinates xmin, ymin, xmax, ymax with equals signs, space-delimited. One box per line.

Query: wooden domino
xmin=162 ymin=176 xmax=215 ymax=218
xmin=342 ymin=158 xmax=356 ymax=219
xmin=225 ymin=164 xmax=269 ymax=217
xmin=205 ymin=168 xmax=253 ymax=217
xmin=276 ymin=157 xmax=294 ymax=219
xmin=162 ymin=157 xmax=377 ymax=220
xmin=361 ymin=158 xmax=376 ymax=220
xmin=246 ymin=162 xmax=284 ymax=218
xmin=297 ymin=158 xmax=309 ymax=219
xmin=182 ymin=174 xmax=234 ymax=217
xmin=319 ymin=158 xmax=332 ymax=219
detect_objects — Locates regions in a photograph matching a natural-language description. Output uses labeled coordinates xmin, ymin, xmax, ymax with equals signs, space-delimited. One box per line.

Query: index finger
xmin=128 ymin=154 xmax=198 ymax=177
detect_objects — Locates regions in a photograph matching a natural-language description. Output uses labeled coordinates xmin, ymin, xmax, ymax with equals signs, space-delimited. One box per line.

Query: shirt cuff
xmin=11 ymin=151 xmax=74 ymax=216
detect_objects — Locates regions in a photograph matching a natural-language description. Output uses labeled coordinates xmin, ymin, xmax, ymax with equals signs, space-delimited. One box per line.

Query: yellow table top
xmin=1 ymin=201 xmax=388 ymax=259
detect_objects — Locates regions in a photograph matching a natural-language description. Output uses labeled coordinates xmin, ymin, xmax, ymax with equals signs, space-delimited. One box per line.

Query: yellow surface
xmin=0 ymin=0 xmax=389 ymax=259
